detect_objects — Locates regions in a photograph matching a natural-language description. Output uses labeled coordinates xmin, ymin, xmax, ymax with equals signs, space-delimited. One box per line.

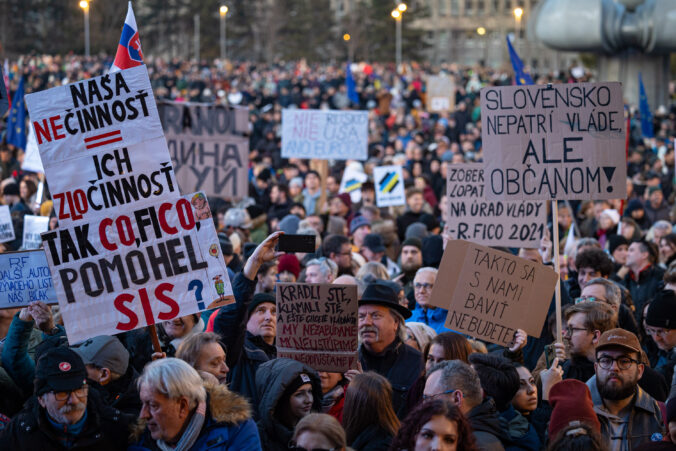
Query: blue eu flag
xmin=6 ymin=77 xmax=26 ymax=149
xmin=346 ymin=62 xmax=359 ymax=105
xmin=506 ymin=36 xmax=533 ymax=86
xmin=639 ymin=73 xmax=653 ymax=139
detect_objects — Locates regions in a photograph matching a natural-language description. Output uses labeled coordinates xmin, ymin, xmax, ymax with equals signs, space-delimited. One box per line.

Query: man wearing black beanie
xmin=646 ymin=290 xmax=676 ymax=394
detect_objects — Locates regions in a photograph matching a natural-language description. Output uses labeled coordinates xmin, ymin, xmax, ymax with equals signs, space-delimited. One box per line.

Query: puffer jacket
xmin=129 ymin=383 xmax=261 ymax=450
xmin=255 ymin=358 xmax=322 ymax=451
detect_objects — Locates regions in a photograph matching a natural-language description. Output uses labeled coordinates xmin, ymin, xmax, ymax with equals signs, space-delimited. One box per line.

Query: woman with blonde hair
xmin=175 ymin=332 xmax=229 ymax=385
xmin=292 ymin=413 xmax=348 ymax=451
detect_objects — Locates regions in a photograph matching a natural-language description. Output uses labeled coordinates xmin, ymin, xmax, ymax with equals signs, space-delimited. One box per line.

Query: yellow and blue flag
xmin=506 ymin=36 xmax=533 ymax=86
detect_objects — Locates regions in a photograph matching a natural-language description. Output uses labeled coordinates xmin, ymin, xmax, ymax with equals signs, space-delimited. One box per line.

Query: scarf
xmin=157 ymin=400 xmax=206 ymax=451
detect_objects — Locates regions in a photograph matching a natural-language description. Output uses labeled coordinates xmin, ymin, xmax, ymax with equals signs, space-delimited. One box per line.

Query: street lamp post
xmin=79 ymin=0 xmax=90 ymax=57
xmin=391 ymin=3 xmax=407 ymax=72
xmin=513 ymin=7 xmax=523 ymax=44
xmin=219 ymin=5 xmax=228 ymax=61
xmin=343 ymin=33 xmax=354 ymax=62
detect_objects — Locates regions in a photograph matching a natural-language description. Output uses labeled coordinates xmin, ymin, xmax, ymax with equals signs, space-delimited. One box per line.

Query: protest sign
xmin=25 ymin=65 xmax=179 ymax=227
xmin=481 ymin=82 xmax=626 ymax=200
xmin=373 ymin=165 xmax=405 ymax=207
xmin=427 ymin=75 xmax=455 ymax=112
xmin=0 ymin=250 xmax=57 ymax=308
xmin=445 ymin=163 xmax=546 ymax=246
xmin=159 ymin=102 xmax=249 ymax=199
xmin=339 ymin=164 xmax=368 ymax=203
xmin=21 ymin=124 xmax=44 ymax=173
xmin=429 ymin=240 xmax=557 ymax=346
xmin=0 ymin=206 xmax=15 ymax=243
xmin=281 ymin=109 xmax=368 ymax=161
xmin=276 ymin=283 xmax=358 ymax=372
xmin=0 ymin=64 xmax=8 ymax=118
xmin=40 ymin=191 xmax=233 ymax=344
xmin=23 ymin=215 xmax=49 ymax=250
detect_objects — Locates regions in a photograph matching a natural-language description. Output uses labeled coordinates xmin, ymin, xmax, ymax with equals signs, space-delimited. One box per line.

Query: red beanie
xmin=548 ymin=379 xmax=601 ymax=439
xmin=277 ymin=254 xmax=301 ymax=279
xmin=337 ymin=193 xmax=352 ymax=209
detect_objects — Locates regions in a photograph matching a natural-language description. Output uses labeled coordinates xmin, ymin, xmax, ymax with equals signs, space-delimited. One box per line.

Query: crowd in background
xmin=0 ymin=53 xmax=675 ymax=450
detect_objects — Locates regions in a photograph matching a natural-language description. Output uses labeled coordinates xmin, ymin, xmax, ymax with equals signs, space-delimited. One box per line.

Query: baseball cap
xmin=34 ymin=347 xmax=88 ymax=396
xmin=363 ymin=234 xmax=385 ymax=253
xmin=595 ymin=328 xmax=641 ymax=355
xmin=73 ymin=335 xmax=129 ymax=376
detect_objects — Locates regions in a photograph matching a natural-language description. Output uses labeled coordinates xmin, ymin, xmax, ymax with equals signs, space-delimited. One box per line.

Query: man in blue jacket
xmin=406 ymin=267 xmax=453 ymax=334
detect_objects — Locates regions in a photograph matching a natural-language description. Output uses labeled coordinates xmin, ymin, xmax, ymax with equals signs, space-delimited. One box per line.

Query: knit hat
xmin=218 ymin=233 xmax=233 ymax=256
xmin=350 ymin=215 xmax=371 ymax=235
xmin=335 ymin=193 xmax=352 ymax=209
xmin=548 ymin=379 xmax=601 ymax=439
xmin=277 ymin=254 xmax=301 ymax=279
xmin=405 ymin=222 xmax=429 ymax=241
xmin=401 ymin=237 xmax=423 ymax=251
xmin=247 ymin=293 xmax=276 ymax=316
xmin=647 ymin=186 xmax=663 ymax=196
xmin=646 ymin=290 xmax=676 ymax=329
xmin=278 ymin=214 xmax=300 ymax=235
xmin=2 ymin=183 xmax=18 ymax=196
xmin=607 ymin=234 xmax=629 ymax=255
xmin=422 ymin=235 xmax=444 ymax=268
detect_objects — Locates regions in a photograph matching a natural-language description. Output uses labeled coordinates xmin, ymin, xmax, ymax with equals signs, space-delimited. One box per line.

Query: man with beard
xmin=358 ymin=281 xmax=422 ymax=418
xmin=1 ymin=347 xmax=133 ymax=449
xmin=323 ymin=234 xmax=353 ymax=276
xmin=587 ymin=329 xmax=665 ymax=450
xmin=396 ymin=237 xmax=423 ymax=309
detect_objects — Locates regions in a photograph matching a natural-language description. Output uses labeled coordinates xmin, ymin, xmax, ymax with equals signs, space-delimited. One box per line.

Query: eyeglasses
xmin=414 ymin=282 xmax=434 ymax=291
xmin=565 ymin=326 xmax=589 ymax=336
xmin=646 ymin=327 xmax=671 ymax=337
xmin=575 ymin=296 xmax=607 ymax=304
xmin=597 ymin=356 xmax=639 ymax=370
xmin=52 ymin=385 xmax=88 ymax=401
xmin=422 ymin=389 xmax=456 ymax=401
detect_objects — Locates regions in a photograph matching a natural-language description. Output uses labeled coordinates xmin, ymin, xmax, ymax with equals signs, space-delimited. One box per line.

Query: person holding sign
xmin=358 ymin=281 xmax=422 ymax=419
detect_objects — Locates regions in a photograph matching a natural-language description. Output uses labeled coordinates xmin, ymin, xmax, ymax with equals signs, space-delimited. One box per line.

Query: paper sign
xmin=23 ymin=215 xmax=49 ymax=250
xmin=339 ymin=165 xmax=368 ymax=203
xmin=0 ymin=206 xmax=15 ymax=243
xmin=281 ymin=109 xmax=368 ymax=160
xmin=40 ymin=192 xmax=233 ymax=344
xmin=160 ymin=102 xmax=249 ymax=199
xmin=21 ymin=124 xmax=44 ymax=173
xmin=0 ymin=250 xmax=57 ymax=308
xmin=427 ymin=75 xmax=455 ymax=113
xmin=373 ymin=165 xmax=405 ymax=207
xmin=0 ymin=65 xmax=8 ymax=118
xmin=429 ymin=240 xmax=558 ymax=346
xmin=276 ymin=283 xmax=358 ymax=372
xmin=445 ymin=163 xmax=546 ymax=246
xmin=481 ymin=82 xmax=626 ymax=200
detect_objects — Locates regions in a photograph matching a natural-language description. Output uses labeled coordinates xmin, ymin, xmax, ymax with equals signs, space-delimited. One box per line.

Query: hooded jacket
xmin=499 ymin=404 xmax=540 ymax=451
xmin=255 ymin=358 xmax=322 ymax=451
xmin=466 ymin=398 xmax=508 ymax=451
xmin=129 ymin=383 xmax=261 ymax=451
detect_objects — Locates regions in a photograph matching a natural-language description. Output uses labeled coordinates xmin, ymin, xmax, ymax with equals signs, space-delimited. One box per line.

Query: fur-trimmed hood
xmin=130 ymin=382 xmax=252 ymax=442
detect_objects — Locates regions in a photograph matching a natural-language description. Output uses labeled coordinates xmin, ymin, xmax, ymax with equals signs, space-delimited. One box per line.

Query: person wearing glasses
xmin=407 ymin=267 xmax=452 ymax=334
xmin=644 ymin=290 xmax=676 ymax=397
xmin=0 ymin=347 xmax=133 ymax=450
xmin=587 ymin=328 xmax=666 ymax=450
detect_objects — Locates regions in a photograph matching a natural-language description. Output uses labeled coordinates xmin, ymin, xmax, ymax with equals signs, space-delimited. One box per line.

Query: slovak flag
xmin=110 ymin=1 xmax=144 ymax=72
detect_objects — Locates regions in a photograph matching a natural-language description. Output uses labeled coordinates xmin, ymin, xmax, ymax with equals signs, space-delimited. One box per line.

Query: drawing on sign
xmin=429 ymin=240 xmax=557 ymax=346
xmin=0 ymin=250 xmax=57 ymax=308
xmin=445 ymin=164 xmax=546 ymax=246
xmin=481 ymin=82 xmax=626 ymax=200
xmin=373 ymin=165 xmax=405 ymax=208
xmin=281 ymin=109 xmax=368 ymax=161
xmin=160 ymin=102 xmax=249 ymax=199
xmin=339 ymin=165 xmax=368 ymax=203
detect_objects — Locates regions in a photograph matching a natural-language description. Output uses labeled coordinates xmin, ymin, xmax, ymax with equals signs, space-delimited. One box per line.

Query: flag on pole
xmin=346 ymin=63 xmax=359 ymax=105
xmin=110 ymin=2 xmax=144 ymax=72
xmin=506 ymin=36 xmax=533 ymax=86
xmin=0 ymin=63 xmax=8 ymax=118
xmin=638 ymin=73 xmax=653 ymax=139
xmin=2 ymin=60 xmax=10 ymax=112
xmin=6 ymin=77 xmax=26 ymax=150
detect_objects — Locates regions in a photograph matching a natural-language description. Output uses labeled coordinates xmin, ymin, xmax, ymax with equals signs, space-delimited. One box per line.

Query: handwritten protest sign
xmin=481 ymin=82 xmax=626 ymax=200
xmin=160 ymin=101 xmax=249 ymax=199
xmin=427 ymin=75 xmax=455 ymax=112
xmin=429 ymin=240 xmax=557 ymax=346
xmin=281 ymin=109 xmax=368 ymax=161
xmin=0 ymin=250 xmax=57 ymax=308
xmin=276 ymin=283 xmax=358 ymax=372
xmin=0 ymin=64 xmax=8 ymax=118
xmin=40 ymin=192 xmax=233 ymax=344
xmin=0 ymin=206 xmax=14 ymax=243
xmin=23 ymin=215 xmax=49 ymax=250
xmin=373 ymin=165 xmax=405 ymax=207
xmin=25 ymin=65 xmax=179 ymax=227
xmin=445 ymin=163 xmax=545 ymax=246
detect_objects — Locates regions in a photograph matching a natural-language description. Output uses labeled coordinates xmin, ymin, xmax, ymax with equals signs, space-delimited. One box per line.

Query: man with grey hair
xmin=424 ymin=360 xmax=507 ymax=450
xmin=358 ymin=281 xmax=422 ymax=419
xmin=304 ymin=257 xmax=337 ymax=283
xmin=407 ymin=267 xmax=452 ymax=333
xmin=133 ymin=358 xmax=261 ymax=449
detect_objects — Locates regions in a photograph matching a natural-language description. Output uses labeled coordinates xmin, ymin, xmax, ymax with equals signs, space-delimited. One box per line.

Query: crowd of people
xmin=0 ymin=53 xmax=675 ymax=450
